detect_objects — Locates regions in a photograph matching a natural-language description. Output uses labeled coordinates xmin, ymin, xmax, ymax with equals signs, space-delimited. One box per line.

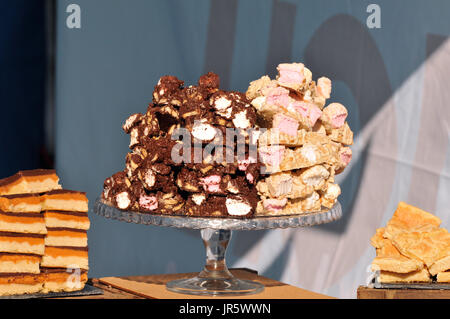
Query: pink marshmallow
xmin=317 ymin=77 xmax=332 ymax=99
xmin=277 ymin=63 xmax=305 ymax=86
xmin=246 ymin=173 xmax=254 ymax=184
xmin=339 ymin=147 xmax=352 ymax=167
xmin=200 ymin=175 xmax=221 ymax=193
xmin=321 ymin=103 xmax=348 ymax=129
xmin=266 ymin=87 xmax=291 ymax=107
xmin=263 ymin=198 xmax=288 ymax=211
xmin=139 ymin=195 xmax=158 ymax=211
xmin=307 ymin=104 xmax=322 ymax=127
xmin=289 ymin=100 xmax=322 ymax=126
xmin=272 ymin=113 xmax=299 ymax=137
xmin=289 ymin=100 xmax=309 ymax=117
xmin=259 ymin=145 xmax=285 ymax=167
xmin=238 ymin=155 xmax=257 ymax=171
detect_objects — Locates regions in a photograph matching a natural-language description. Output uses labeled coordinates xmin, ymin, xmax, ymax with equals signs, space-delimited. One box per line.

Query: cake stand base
xmin=166 ymin=229 xmax=264 ymax=296
xmin=166 ymin=277 xmax=264 ymax=296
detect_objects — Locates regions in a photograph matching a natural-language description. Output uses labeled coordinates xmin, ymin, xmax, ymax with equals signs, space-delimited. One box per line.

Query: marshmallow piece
xmin=225 ymin=197 xmax=252 ymax=216
xmin=316 ymin=77 xmax=332 ymax=99
xmin=266 ymin=173 xmax=292 ymax=198
xmin=262 ymin=198 xmax=288 ymax=212
xmin=300 ymin=165 xmax=330 ymax=189
xmin=192 ymin=194 xmax=206 ymax=206
xmin=277 ymin=63 xmax=306 ymax=91
xmin=191 ymin=120 xmax=217 ymax=141
xmin=116 ymin=192 xmax=131 ymax=210
xmin=212 ymin=96 xmax=232 ymax=119
xmin=200 ymin=175 xmax=221 ymax=193
xmin=266 ymin=86 xmax=291 ymax=108
xmin=302 ymin=192 xmax=320 ymax=211
xmin=272 ymin=113 xmax=299 ymax=137
xmin=139 ymin=195 xmax=158 ymax=211
xmin=138 ymin=169 xmax=156 ymax=189
xmin=321 ymin=183 xmax=341 ymax=209
xmin=339 ymin=147 xmax=352 ymax=167
xmin=321 ymin=103 xmax=348 ymax=129
xmin=232 ymin=110 xmax=251 ymax=129
xmin=259 ymin=145 xmax=285 ymax=167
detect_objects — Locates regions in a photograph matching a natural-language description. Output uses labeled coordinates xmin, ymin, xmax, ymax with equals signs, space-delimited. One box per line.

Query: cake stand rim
xmin=92 ymin=197 xmax=342 ymax=230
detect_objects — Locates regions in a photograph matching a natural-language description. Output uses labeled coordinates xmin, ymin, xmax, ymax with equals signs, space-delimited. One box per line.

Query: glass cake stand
xmin=93 ymin=198 xmax=342 ymax=296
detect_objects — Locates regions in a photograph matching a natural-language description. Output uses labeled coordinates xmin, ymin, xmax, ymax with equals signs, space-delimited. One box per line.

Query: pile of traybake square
xmin=103 ymin=72 xmax=262 ymax=218
xmin=371 ymin=202 xmax=450 ymax=283
xmin=246 ymin=63 xmax=354 ymax=216
xmin=0 ymin=169 xmax=90 ymax=296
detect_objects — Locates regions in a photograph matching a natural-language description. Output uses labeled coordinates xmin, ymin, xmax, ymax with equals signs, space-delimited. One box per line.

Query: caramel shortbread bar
xmin=0 ymin=253 xmax=41 ymax=274
xmin=0 ymin=193 xmax=42 ymax=213
xmin=45 ymin=227 xmax=88 ymax=248
xmin=41 ymin=267 xmax=88 ymax=293
xmin=0 ymin=232 xmax=45 ymax=255
xmin=44 ymin=211 xmax=90 ymax=231
xmin=0 ymin=273 xmax=44 ymax=296
xmin=0 ymin=212 xmax=46 ymax=234
xmin=0 ymin=169 xmax=61 ymax=195
xmin=41 ymin=190 xmax=88 ymax=213
xmin=41 ymin=246 xmax=89 ymax=270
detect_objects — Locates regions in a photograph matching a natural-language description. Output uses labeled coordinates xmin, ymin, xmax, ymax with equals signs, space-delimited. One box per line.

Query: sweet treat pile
xmin=0 ymin=169 xmax=89 ymax=296
xmin=246 ymin=62 xmax=353 ymax=216
xmin=103 ymin=72 xmax=261 ymax=218
xmin=370 ymin=202 xmax=450 ymax=283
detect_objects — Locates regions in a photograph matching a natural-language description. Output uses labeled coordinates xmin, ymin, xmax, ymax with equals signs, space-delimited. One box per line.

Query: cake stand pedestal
xmin=93 ymin=198 xmax=342 ymax=296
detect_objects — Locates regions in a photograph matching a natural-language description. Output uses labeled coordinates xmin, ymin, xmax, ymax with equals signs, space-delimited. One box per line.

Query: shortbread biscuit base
xmin=437 ymin=271 xmax=450 ymax=283
xmin=378 ymin=269 xmax=431 ymax=283
xmin=371 ymin=256 xmax=424 ymax=274
xmin=384 ymin=202 xmax=441 ymax=240
xmin=428 ymin=255 xmax=450 ymax=275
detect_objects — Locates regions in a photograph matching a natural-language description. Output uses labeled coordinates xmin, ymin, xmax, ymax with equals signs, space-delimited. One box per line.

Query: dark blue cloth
xmin=0 ymin=1 xmax=47 ymax=178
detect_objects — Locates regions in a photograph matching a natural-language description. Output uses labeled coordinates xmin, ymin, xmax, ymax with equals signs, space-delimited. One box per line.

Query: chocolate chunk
xmin=198 ymin=72 xmax=220 ymax=95
xmin=153 ymin=75 xmax=185 ymax=106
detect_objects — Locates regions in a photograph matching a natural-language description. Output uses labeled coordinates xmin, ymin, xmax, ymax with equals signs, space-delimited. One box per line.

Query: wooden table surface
xmin=357 ymin=285 xmax=450 ymax=299
xmin=62 ymin=268 xmax=333 ymax=299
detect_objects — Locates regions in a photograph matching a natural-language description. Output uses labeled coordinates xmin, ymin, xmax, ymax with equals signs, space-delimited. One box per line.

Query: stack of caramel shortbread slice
xmin=0 ymin=170 xmax=60 ymax=296
xmin=40 ymin=190 xmax=89 ymax=293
